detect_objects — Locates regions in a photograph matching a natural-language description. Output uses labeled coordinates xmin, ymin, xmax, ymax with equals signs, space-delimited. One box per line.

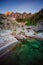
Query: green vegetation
xmin=0 ymin=21 xmax=3 ymax=25
xmin=26 ymin=18 xmax=33 ymax=26
xmin=3 ymin=39 xmax=43 ymax=65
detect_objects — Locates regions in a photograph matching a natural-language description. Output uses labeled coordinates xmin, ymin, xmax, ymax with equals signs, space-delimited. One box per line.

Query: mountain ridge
xmin=0 ymin=9 xmax=43 ymax=29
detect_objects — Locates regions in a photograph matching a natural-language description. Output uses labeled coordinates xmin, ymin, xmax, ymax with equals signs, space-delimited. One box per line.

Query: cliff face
xmin=0 ymin=14 xmax=17 ymax=29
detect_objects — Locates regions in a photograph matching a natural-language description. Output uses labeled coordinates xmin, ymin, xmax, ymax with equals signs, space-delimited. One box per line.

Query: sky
xmin=0 ymin=0 xmax=43 ymax=13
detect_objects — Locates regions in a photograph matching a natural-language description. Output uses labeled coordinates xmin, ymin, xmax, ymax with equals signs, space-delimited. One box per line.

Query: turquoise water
xmin=0 ymin=39 xmax=43 ymax=65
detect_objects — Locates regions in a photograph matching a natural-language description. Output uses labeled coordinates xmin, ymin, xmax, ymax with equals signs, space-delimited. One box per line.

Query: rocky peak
xmin=5 ymin=12 xmax=14 ymax=16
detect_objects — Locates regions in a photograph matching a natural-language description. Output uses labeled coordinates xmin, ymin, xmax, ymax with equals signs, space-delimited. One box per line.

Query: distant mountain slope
xmin=25 ymin=9 xmax=43 ymax=26
xmin=29 ymin=9 xmax=43 ymax=25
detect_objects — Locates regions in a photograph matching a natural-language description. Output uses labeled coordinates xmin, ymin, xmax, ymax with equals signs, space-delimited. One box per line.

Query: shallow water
xmin=0 ymin=39 xmax=43 ymax=65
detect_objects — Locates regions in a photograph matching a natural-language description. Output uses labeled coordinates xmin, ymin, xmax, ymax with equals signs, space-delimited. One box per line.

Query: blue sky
xmin=0 ymin=0 xmax=43 ymax=13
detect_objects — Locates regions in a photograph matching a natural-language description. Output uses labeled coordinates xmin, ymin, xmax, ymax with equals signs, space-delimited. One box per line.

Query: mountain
xmin=0 ymin=9 xmax=43 ymax=29
xmin=26 ymin=9 xmax=43 ymax=25
xmin=5 ymin=12 xmax=32 ymax=19
xmin=5 ymin=12 xmax=15 ymax=17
